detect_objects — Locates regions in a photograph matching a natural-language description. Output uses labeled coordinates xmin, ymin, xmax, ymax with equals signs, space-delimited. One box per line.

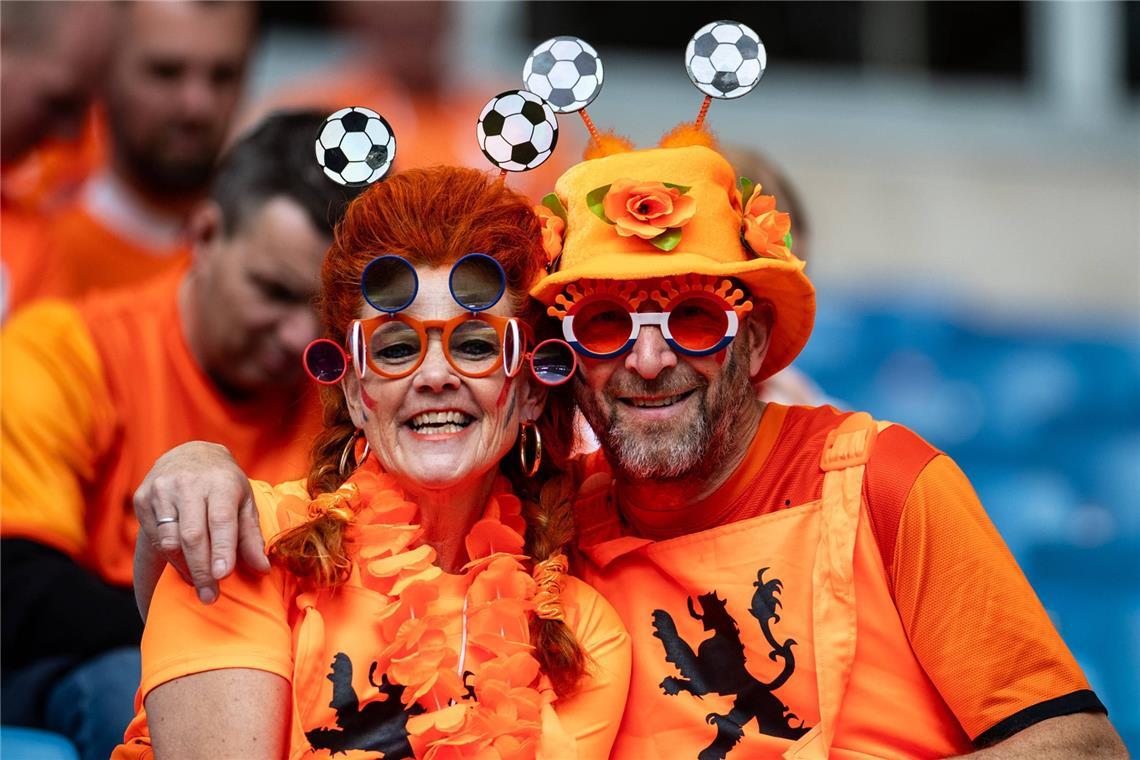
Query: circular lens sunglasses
xmin=561 ymin=288 xmax=744 ymax=359
xmin=304 ymin=253 xmax=577 ymax=386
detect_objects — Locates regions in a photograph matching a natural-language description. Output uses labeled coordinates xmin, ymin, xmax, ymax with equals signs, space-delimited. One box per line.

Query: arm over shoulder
xmin=125 ymin=485 xmax=299 ymax=758
xmin=139 ymin=484 xmax=296 ymax=699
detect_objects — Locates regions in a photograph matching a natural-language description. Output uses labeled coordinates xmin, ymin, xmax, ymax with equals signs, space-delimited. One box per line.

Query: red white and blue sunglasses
xmin=556 ymin=279 xmax=754 ymax=360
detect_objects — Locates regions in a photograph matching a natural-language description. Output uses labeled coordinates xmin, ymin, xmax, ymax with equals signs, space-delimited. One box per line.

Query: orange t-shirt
xmin=0 ymin=202 xmax=69 ymax=319
xmin=0 ymin=268 xmax=321 ymax=585
xmin=115 ymin=478 xmax=632 ymax=759
xmin=44 ymin=202 xmax=189 ymax=302
xmin=575 ymin=404 xmax=1099 ymax=753
xmin=0 ymin=106 xmax=107 ymax=213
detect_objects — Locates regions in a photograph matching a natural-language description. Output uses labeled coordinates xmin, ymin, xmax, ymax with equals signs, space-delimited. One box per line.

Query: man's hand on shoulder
xmin=133 ymin=441 xmax=266 ymax=618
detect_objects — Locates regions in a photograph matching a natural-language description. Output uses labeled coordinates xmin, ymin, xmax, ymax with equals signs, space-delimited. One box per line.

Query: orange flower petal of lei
xmin=466 ymin=632 xmax=534 ymax=659
xmin=467 ymin=559 xmax=535 ymax=607
xmin=355 ymin=524 xmax=421 ymax=559
xmin=467 ymin=598 xmax=533 ymax=646
xmin=407 ymin=703 xmax=470 ymax=737
xmin=464 ymin=519 xmax=525 ymax=560
xmin=389 ymin=564 xmax=444 ymax=596
xmin=478 ymin=652 xmax=542 ymax=691
xmin=366 ymin=543 xmax=435 ymax=578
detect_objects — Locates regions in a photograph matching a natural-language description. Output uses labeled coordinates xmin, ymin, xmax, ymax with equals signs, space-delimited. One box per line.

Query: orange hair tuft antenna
xmin=583 ymin=130 xmax=636 ymax=160
xmin=658 ymin=121 xmax=720 ymax=151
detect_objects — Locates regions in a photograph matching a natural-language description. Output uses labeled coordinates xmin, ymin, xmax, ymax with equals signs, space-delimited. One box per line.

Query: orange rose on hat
xmin=534 ymin=203 xmax=565 ymax=264
xmin=588 ymin=178 xmax=696 ymax=251
xmin=742 ymin=185 xmax=792 ymax=261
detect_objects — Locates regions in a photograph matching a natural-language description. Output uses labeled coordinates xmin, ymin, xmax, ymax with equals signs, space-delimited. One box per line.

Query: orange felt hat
xmin=530 ymin=144 xmax=815 ymax=381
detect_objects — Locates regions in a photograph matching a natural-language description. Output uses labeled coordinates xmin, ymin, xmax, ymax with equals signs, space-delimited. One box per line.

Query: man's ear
xmin=341 ymin=372 xmax=368 ymax=429
xmin=186 ymin=201 xmax=224 ymax=265
xmin=746 ymin=302 xmax=775 ymax=380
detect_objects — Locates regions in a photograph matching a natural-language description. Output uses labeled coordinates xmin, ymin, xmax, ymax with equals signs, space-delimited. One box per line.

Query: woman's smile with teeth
xmin=408 ymin=410 xmax=474 ymax=434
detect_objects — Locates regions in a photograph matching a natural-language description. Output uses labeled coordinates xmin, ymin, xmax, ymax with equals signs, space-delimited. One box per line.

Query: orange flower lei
xmin=281 ymin=457 xmax=554 ymax=759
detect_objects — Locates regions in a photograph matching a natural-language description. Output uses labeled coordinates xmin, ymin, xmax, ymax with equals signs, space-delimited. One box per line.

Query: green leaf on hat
xmin=784 ymin=231 xmax=794 ymax=249
xmin=586 ymin=184 xmax=614 ymax=224
xmin=662 ymin=182 xmax=691 ymax=194
xmin=541 ymin=193 xmax=567 ymax=222
xmin=649 ymin=227 xmax=683 ymax=252
xmin=740 ymin=177 xmax=756 ymax=207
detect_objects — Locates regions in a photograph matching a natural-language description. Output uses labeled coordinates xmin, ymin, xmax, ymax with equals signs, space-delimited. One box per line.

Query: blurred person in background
xmin=250 ymin=0 xmax=570 ymax=199
xmin=0 ymin=111 xmax=356 ymax=760
xmin=0 ymin=0 xmax=117 ymax=320
xmin=723 ymin=143 xmax=831 ymax=408
xmin=22 ymin=0 xmax=258 ymax=312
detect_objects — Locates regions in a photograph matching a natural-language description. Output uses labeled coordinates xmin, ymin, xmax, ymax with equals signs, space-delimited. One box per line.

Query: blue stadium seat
xmin=0 ymin=727 xmax=79 ymax=760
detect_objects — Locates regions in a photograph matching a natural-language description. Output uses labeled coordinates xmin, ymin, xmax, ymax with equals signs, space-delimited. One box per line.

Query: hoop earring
xmin=518 ymin=420 xmax=542 ymax=477
xmin=338 ymin=430 xmax=371 ymax=477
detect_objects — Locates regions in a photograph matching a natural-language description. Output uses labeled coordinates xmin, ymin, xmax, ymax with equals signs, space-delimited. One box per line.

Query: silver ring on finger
xmin=155 ymin=515 xmax=179 ymax=526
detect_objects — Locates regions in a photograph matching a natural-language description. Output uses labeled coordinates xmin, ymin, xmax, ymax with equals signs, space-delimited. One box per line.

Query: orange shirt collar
xmin=582 ymin=403 xmax=790 ymax=565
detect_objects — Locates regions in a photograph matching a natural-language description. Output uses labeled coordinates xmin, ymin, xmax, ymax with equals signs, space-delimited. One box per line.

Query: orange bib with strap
xmin=576 ymin=412 xmax=974 ymax=759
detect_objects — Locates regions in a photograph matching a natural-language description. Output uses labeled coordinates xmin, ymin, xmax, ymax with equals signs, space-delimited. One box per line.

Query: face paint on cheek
xmin=496 ymin=375 xmax=514 ymax=408
xmin=500 ymin=387 xmax=518 ymax=432
xmin=360 ymin=383 xmax=379 ymax=412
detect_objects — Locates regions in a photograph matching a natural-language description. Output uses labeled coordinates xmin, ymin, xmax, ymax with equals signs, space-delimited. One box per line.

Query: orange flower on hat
xmin=533 ymin=204 xmax=564 ymax=266
xmin=599 ymin=178 xmax=696 ymax=244
xmin=742 ymin=190 xmax=793 ymax=261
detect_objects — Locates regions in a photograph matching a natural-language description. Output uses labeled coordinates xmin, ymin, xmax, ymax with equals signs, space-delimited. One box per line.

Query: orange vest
xmin=575 ymin=413 xmax=974 ymax=759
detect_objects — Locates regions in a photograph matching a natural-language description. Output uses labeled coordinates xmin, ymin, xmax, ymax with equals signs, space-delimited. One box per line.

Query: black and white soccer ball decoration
xmin=523 ymin=36 xmax=603 ymax=113
xmin=476 ymin=90 xmax=559 ymax=172
xmin=315 ymin=107 xmax=395 ymax=186
xmin=685 ymin=21 xmax=766 ymax=100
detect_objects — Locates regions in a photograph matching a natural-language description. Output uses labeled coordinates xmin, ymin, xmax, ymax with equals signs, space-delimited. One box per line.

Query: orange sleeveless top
xmin=573 ymin=404 xmax=1098 ymax=758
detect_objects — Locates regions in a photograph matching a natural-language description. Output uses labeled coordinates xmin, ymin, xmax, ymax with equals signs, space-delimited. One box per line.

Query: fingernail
xmin=198 ymin=587 xmax=217 ymax=605
xmin=213 ymin=559 xmax=228 ymax=578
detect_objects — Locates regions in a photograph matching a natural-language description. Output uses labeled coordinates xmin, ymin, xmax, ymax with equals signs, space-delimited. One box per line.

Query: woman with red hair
xmin=114 ymin=167 xmax=631 ymax=759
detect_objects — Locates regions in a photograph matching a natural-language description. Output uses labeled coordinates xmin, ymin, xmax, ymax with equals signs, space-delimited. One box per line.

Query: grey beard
xmin=604 ymin=394 xmax=712 ymax=480
xmin=577 ymin=339 xmax=754 ymax=482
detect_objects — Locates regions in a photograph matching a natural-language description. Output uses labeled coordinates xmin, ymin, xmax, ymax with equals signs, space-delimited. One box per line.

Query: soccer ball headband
xmin=520 ymin=23 xmax=816 ymax=382
xmin=303 ymin=253 xmax=578 ymax=388
xmin=522 ymin=22 xmax=764 ymax=163
xmin=522 ymin=22 xmax=780 ymax=275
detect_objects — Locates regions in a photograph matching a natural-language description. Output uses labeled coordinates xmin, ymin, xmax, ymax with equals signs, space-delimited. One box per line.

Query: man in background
xmin=0 ymin=1 xmax=117 ymax=319
xmin=0 ymin=111 xmax=357 ymax=760
xmin=19 ymin=1 xmax=257 ymax=312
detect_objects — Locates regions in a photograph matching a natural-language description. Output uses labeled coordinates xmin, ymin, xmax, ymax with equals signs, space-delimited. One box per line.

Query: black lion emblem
xmin=651 ymin=568 xmax=810 ymax=759
xmin=304 ymin=652 xmax=424 ymax=757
